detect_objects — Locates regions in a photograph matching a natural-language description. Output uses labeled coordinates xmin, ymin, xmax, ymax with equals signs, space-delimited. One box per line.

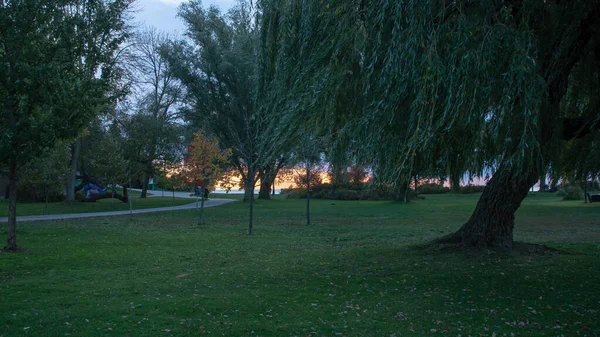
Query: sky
xmin=133 ymin=0 xmax=237 ymax=35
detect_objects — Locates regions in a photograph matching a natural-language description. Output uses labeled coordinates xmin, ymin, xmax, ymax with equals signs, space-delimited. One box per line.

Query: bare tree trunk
xmin=437 ymin=163 xmax=539 ymax=248
xmin=199 ymin=187 xmax=206 ymax=225
xmin=584 ymin=176 xmax=588 ymax=203
xmin=5 ymin=162 xmax=18 ymax=252
xmin=66 ymin=138 xmax=81 ymax=202
xmin=111 ymin=182 xmax=116 ymax=207
xmin=247 ymin=176 xmax=255 ymax=235
xmin=306 ymin=166 xmax=311 ymax=225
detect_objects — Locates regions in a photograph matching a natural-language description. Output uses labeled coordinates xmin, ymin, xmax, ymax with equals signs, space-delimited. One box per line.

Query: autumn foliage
xmin=180 ymin=131 xmax=231 ymax=190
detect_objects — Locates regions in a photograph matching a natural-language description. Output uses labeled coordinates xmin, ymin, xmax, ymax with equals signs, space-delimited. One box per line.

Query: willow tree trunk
xmin=450 ymin=173 xmax=461 ymax=193
xmin=258 ymin=165 xmax=281 ymax=200
xmin=437 ymin=163 xmax=538 ymax=248
xmin=258 ymin=180 xmax=272 ymax=200
xmin=5 ymin=162 xmax=18 ymax=251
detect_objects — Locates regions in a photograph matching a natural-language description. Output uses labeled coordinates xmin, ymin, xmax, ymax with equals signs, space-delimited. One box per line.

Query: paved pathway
xmin=0 ymin=199 xmax=235 ymax=223
xmin=130 ymin=188 xmax=219 ymax=199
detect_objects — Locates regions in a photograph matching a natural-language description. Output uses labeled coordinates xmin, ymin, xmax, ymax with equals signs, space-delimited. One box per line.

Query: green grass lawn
xmin=1 ymin=193 xmax=599 ymax=336
xmin=0 ymin=194 xmax=194 ymax=217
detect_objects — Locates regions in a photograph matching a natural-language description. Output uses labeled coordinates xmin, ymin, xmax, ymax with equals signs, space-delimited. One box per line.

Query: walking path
xmin=0 ymin=199 xmax=235 ymax=223
xmin=131 ymin=188 xmax=202 ymax=199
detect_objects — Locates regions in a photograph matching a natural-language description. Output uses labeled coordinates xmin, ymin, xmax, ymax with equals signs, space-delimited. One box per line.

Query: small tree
xmin=180 ymin=131 xmax=231 ymax=225
xmin=125 ymin=28 xmax=183 ymax=198
xmin=154 ymin=167 xmax=186 ymax=201
xmin=293 ymin=136 xmax=324 ymax=225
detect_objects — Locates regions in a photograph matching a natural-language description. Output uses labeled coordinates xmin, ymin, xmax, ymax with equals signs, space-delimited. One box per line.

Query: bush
xmin=16 ymin=183 xmax=66 ymax=202
xmin=417 ymin=183 xmax=450 ymax=194
xmin=559 ymin=185 xmax=583 ymax=200
xmin=324 ymin=188 xmax=361 ymax=200
xmin=281 ymin=183 xmax=414 ymax=201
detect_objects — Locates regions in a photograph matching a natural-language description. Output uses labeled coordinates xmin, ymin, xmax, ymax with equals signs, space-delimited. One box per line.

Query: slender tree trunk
xmin=111 ymin=182 xmax=116 ymax=207
xmin=5 ymin=162 xmax=18 ymax=252
xmin=247 ymin=175 xmax=255 ymax=235
xmin=272 ymin=181 xmax=275 ymax=195
xmin=437 ymin=163 xmax=539 ymax=248
xmin=199 ymin=187 xmax=206 ymax=225
xmin=66 ymin=138 xmax=81 ymax=202
xmin=584 ymin=177 xmax=588 ymax=203
xmin=306 ymin=166 xmax=311 ymax=225
xmin=141 ymin=171 xmax=150 ymax=198
xmin=122 ymin=184 xmax=129 ymax=202
xmin=129 ymin=192 xmax=133 ymax=214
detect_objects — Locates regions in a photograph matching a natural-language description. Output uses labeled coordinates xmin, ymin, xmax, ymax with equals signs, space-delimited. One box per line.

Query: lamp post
xmin=199 ymin=167 xmax=212 ymax=225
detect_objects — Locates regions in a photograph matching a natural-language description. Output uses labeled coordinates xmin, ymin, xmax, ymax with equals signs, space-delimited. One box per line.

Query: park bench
xmin=586 ymin=193 xmax=600 ymax=203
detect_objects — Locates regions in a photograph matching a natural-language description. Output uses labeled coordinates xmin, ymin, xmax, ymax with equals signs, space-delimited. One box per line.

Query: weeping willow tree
xmin=260 ymin=0 xmax=600 ymax=248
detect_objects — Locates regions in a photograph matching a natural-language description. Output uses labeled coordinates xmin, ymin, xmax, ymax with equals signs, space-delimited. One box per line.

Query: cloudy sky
xmin=134 ymin=0 xmax=237 ymax=34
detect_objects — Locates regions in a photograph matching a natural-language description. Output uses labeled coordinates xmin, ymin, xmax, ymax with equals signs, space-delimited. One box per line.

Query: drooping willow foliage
xmin=258 ymin=0 xmax=600 ymax=186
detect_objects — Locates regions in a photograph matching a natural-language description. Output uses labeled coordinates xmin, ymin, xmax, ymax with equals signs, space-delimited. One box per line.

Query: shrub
xmin=560 ymin=185 xmax=583 ymax=200
xmin=283 ymin=188 xmax=307 ymax=199
xmin=282 ymin=183 xmax=415 ymax=201
xmin=417 ymin=183 xmax=450 ymax=194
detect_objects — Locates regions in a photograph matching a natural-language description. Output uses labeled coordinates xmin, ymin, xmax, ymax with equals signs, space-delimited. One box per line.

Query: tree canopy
xmin=259 ymin=0 xmax=600 ymax=247
xmin=0 ymin=0 xmax=133 ymax=251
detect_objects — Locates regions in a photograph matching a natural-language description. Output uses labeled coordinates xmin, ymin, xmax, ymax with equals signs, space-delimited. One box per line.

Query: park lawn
xmin=1 ymin=193 xmax=599 ymax=336
xmin=0 ymin=195 xmax=194 ymax=217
